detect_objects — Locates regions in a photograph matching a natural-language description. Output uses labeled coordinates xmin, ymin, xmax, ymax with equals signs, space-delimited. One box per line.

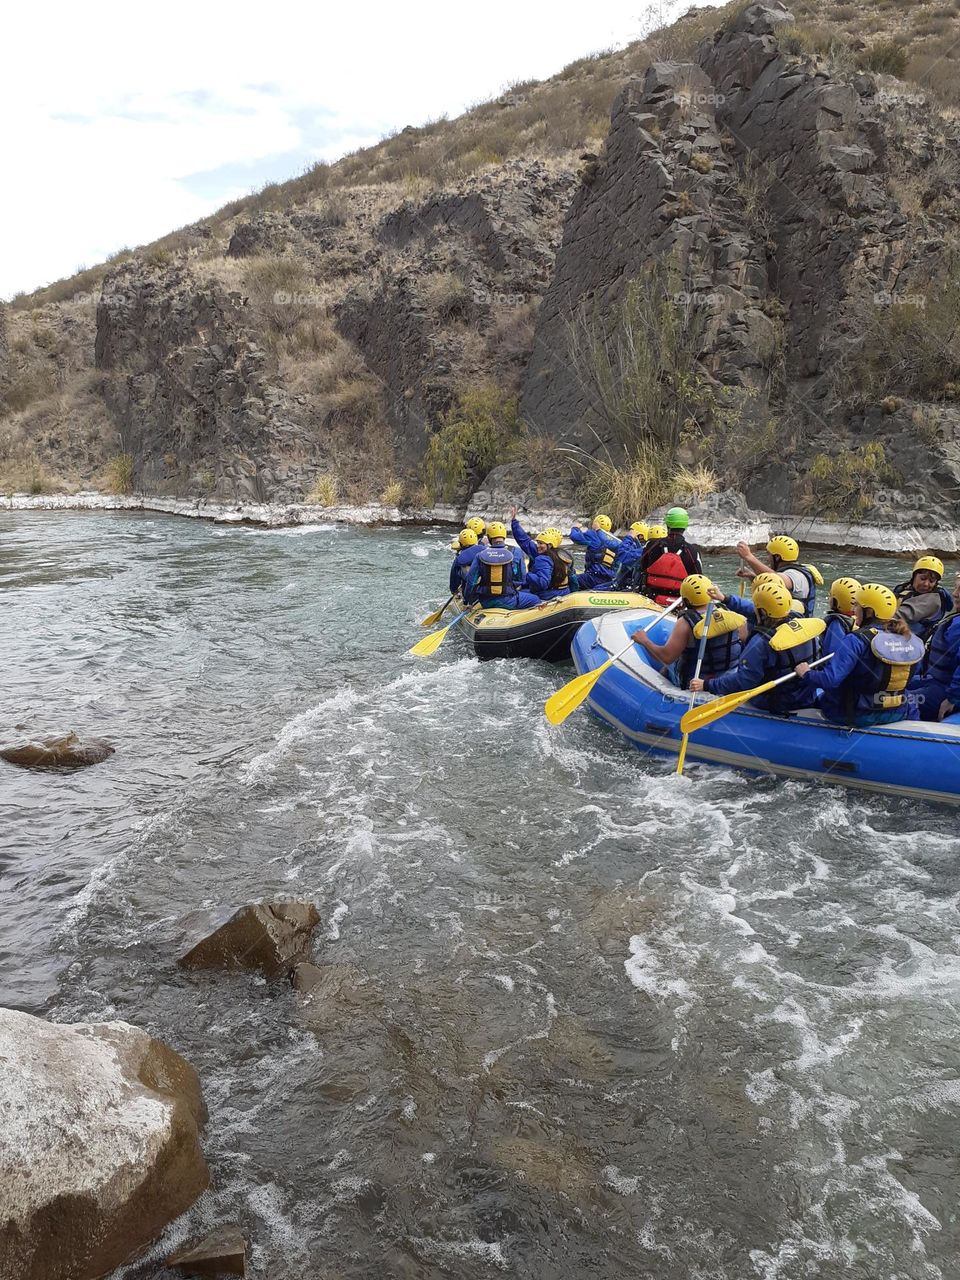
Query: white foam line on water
xmin=409 ymin=1237 xmax=508 ymax=1269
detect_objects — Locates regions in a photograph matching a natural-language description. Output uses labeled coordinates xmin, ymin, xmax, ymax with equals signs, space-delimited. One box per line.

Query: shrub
xmin=860 ymin=38 xmax=909 ymax=75
xmin=244 ymin=256 xmax=314 ymax=333
xmin=308 ymin=473 xmax=339 ymax=506
xmin=568 ymin=258 xmax=719 ymax=462
xmin=421 ymin=271 xmax=472 ymax=322
xmin=105 ymin=453 xmax=135 ymax=495
xmin=801 ymin=443 xmax=892 ymax=519
xmin=778 ymin=21 xmax=841 ymax=56
xmin=841 ymin=272 xmax=960 ymax=402
xmin=380 ymin=480 xmax=404 ymax=506
xmin=423 ymin=385 xmax=524 ymax=501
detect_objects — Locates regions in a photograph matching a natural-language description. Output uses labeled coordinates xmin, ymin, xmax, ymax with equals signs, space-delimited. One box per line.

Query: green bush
xmin=843 ymin=273 xmax=960 ymax=402
xmin=860 ymin=38 xmax=909 ymax=75
xmin=105 ymin=453 xmax=135 ymax=495
xmin=424 ymin=385 xmax=523 ymax=501
xmin=801 ymin=443 xmax=892 ymax=519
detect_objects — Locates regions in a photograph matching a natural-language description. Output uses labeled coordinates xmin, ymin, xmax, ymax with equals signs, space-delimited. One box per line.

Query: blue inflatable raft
xmin=569 ymin=608 xmax=960 ymax=806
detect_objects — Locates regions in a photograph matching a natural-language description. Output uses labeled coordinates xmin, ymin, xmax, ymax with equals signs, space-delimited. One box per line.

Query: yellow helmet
xmin=538 ymin=527 xmax=562 ymax=549
xmin=857 ymin=582 xmax=897 ymax=621
xmin=830 ymin=576 xmax=861 ymax=613
xmin=752 ymin=572 xmax=781 ymax=590
xmin=680 ymin=574 xmax=712 ymax=607
xmin=466 ymin=517 xmax=486 ymax=535
xmin=766 ymin=534 xmax=800 ymax=563
xmin=630 ymin=521 xmax=648 ymax=539
xmin=913 ymin=555 xmax=944 ymax=579
xmin=593 ymin=514 xmax=612 ymax=532
xmin=753 ymin=578 xmax=794 ymax=620
xmin=458 ymin=528 xmax=478 ymax=548
xmin=648 ymin=524 xmax=667 ymax=540
xmin=487 ymin=521 xmax=507 ymax=540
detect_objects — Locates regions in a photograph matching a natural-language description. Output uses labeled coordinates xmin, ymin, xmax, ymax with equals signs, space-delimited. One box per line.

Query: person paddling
xmin=632 ymin=574 xmax=743 ymax=688
xmin=795 ymin=584 xmax=924 ymax=727
xmin=510 ymin=511 xmax=572 ymax=601
xmin=569 ymin=514 xmax=621 ymax=590
xmin=734 ymin=535 xmax=822 ymax=618
xmin=894 ymin=556 xmax=953 ymax=641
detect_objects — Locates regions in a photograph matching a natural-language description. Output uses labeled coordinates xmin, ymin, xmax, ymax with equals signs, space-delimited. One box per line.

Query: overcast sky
xmin=2 ymin=0 xmax=701 ymax=300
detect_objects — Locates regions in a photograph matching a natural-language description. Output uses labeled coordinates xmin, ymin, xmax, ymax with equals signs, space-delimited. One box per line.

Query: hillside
xmin=2 ymin=0 xmax=960 ymax=524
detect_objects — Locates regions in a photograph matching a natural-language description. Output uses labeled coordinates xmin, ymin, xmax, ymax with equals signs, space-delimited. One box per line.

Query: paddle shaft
xmin=599 ymin=597 xmax=683 ymax=676
xmin=421 ymin=593 xmax=455 ymax=626
xmin=676 ymin=601 xmax=716 ymax=776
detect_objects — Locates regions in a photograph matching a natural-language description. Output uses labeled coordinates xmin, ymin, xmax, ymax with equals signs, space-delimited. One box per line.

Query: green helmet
xmin=665 ymin=506 xmax=689 ymax=530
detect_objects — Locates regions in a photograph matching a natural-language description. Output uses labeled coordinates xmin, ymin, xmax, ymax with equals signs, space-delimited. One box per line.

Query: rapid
xmin=2 ymin=509 xmax=960 ymax=1280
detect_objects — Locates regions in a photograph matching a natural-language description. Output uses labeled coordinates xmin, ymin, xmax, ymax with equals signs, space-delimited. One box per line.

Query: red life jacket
xmin=645 ymin=549 xmax=689 ymax=605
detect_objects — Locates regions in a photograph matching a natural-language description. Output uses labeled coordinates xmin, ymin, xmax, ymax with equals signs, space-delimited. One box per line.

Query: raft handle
xmin=821 ymin=759 xmax=859 ymax=774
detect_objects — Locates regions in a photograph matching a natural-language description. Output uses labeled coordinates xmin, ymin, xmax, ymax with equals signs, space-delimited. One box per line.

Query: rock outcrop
xmin=0 ymin=1009 xmax=208 ymax=1280
xmin=0 ymin=732 xmax=114 ymax=771
xmin=178 ymin=902 xmax=321 ymax=978
xmin=167 ymin=1224 xmax=247 ymax=1277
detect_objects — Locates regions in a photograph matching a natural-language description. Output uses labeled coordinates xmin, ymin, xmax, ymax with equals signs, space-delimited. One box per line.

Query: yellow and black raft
xmin=459 ymin=590 xmax=659 ymax=662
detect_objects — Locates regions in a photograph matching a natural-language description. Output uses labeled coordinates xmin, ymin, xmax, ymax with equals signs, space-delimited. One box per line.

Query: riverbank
xmin=1 ymin=490 xmax=957 ymax=556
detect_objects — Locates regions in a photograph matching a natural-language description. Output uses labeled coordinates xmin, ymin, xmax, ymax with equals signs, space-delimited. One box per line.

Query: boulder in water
xmin=178 ymin=902 xmax=321 ymax=978
xmin=0 ymin=732 xmax=114 ymax=771
xmin=167 ymin=1224 xmax=247 ymax=1276
xmin=0 ymin=1008 xmax=208 ymax=1280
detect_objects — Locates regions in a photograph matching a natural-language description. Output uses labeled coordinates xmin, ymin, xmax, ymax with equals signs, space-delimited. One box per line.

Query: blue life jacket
xmin=787 ymin=564 xmax=819 ymax=618
xmin=468 ymin=546 xmax=519 ymax=603
xmin=751 ymin=623 xmax=820 ymax=713
xmin=614 ymin=534 xmax=645 ymax=572
xmin=824 ymin=626 xmax=925 ymax=722
xmin=449 ymin=544 xmax=481 ymax=594
xmin=919 ymin=611 xmax=960 ymax=687
xmin=894 ymin=582 xmax=953 ymax=641
xmin=677 ymin=605 xmax=743 ymax=687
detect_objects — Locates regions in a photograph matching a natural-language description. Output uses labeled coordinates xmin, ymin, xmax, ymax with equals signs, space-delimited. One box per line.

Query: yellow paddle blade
xmin=408 ymin=622 xmax=454 ymax=657
xmin=544 ymin=655 xmax=616 ymax=726
xmin=770 ymin=616 xmax=825 ymax=651
xmin=679 ymin=676 xmax=780 ymax=734
xmin=420 ymin=605 xmax=446 ymax=627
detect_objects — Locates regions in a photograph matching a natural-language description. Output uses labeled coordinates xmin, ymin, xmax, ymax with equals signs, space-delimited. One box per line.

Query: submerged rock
xmin=178 ymin=902 xmax=321 ymax=978
xmin=167 ymin=1224 xmax=247 ymax=1276
xmin=0 ymin=1009 xmax=208 ymax=1280
xmin=0 ymin=732 xmax=114 ymax=771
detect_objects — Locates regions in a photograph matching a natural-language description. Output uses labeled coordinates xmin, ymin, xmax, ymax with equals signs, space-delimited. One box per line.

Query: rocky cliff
xmin=2 ymin=0 xmax=959 ymax=524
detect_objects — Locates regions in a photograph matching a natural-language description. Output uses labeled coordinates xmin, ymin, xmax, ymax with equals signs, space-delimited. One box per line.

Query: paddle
xmin=679 ymin=653 xmax=833 ymax=734
xmin=408 ymin=607 xmax=472 ymax=658
xmin=545 ymin=598 xmax=682 ymax=727
xmin=420 ymin=594 xmax=455 ymax=627
xmin=676 ymin=601 xmax=716 ymax=777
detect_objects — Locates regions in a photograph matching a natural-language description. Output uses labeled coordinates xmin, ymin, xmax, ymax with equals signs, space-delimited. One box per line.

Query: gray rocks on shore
xmin=0 ymin=1009 xmax=208 ymax=1280
xmin=177 ymin=901 xmax=321 ymax=978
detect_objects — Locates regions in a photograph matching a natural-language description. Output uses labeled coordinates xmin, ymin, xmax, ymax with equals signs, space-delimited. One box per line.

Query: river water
xmin=3 ymin=509 xmax=960 ymax=1280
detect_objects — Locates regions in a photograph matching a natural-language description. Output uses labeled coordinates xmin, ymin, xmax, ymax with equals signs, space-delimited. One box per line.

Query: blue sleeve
xmin=524 ymin=553 xmax=552 ymax=594
xmin=804 ymin=633 xmax=864 ymax=691
xmin=449 ymin=558 xmax=460 ymax=594
xmin=724 ymin=593 xmax=755 ymax=620
xmin=511 ymin=518 xmax=538 ymax=560
xmin=569 ymin=527 xmax=591 ymax=547
xmin=946 ymin=621 xmax=960 ymax=704
xmin=463 ymin=562 xmax=480 ymax=603
xmin=706 ymin=635 xmax=769 ymax=696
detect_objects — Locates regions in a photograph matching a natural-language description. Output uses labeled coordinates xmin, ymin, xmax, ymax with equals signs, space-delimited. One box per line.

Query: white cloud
xmin=2 ymin=0 xmax=701 ymax=298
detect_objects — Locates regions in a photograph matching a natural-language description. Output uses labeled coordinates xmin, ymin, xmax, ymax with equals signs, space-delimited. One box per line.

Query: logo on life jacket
xmin=476 ymin=546 xmax=518 ymax=599
xmin=866 ymin=627 xmax=925 ymax=708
